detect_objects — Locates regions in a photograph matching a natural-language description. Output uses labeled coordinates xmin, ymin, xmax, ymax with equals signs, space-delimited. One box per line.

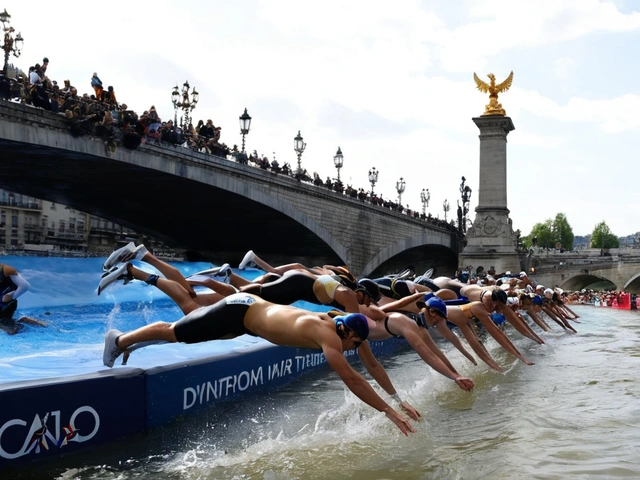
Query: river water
xmin=3 ymin=257 xmax=640 ymax=479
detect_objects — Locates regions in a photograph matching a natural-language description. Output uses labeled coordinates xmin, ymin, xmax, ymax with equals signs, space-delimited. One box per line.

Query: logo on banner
xmin=0 ymin=407 xmax=100 ymax=460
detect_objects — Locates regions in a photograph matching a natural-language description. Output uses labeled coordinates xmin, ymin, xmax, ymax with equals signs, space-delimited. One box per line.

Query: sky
xmin=6 ymin=0 xmax=640 ymax=237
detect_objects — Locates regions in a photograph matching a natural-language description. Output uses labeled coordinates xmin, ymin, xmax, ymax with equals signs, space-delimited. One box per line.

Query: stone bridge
xmin=0 ymin=101 xmax=461 ymax=277
xmin=523 ymin=251 xmax=640 ymax=293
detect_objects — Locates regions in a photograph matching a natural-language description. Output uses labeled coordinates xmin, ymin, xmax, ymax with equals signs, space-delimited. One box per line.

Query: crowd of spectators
xmin=1 ymin=59 xmax=456 ymax=233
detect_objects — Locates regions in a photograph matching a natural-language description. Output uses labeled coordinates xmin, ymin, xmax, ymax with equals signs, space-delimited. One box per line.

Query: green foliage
xmin=552 ymin=213 xmax=574 ymax=250
xmin=525 ymin=213 xmax=575 ymax=251
xmin=530 ymin=219 xmax=554 ymax=249
xmin=591 ymin=221 xmax=619 ymax=249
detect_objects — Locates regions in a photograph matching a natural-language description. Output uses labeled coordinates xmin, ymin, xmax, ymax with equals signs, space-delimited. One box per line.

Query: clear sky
xmin=6 ymin=0 xmax=640 ymax=237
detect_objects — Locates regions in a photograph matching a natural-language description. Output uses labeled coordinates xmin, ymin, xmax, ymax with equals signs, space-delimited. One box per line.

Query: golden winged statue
xmin=473 ymin=71 xmax=514 ymax=116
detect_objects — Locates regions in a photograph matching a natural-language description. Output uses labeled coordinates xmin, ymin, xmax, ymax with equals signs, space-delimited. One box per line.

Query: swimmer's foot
xmin=186 ymin=263 xmax=231 ymax=283
xmin=102 ymin=242 xmax=135 ymax=271
xmin=103 ymin=329 xmax=124 ymax=367
xmin=121 ymin=244 xmax=149 ymax=263
xmin=396 ymin=268 xmax=415 ymax=280
xmin=238 ymin=250 xmax=256 ymax=270
xmin=97 ymin=262 xmax=134 ymax=295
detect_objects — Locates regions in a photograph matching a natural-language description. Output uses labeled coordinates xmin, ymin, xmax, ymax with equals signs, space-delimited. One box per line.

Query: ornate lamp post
xmin=171 ymin=85 xmax=180 ymax=125
xmin=171 ymin=81 xmax=199 ymax=128
xmin=239 ymin=108 xmax=251 ymax=154
xmin=333 ymin=147 xmax=343 ymax=182
xmin=1 ymin=10 xmax=23 ymax=76
xmin=396 ymin=177 xmax=406 ymax=204
xmin=368 ymin=167 xmax=379 ymax=195
xmin=459 ymin=176 xmax=472 ymax=233
xmin=420 ymin=188 xmax=430 ymax=216
xmin=294 ymin=130 xmax=306 ymax=175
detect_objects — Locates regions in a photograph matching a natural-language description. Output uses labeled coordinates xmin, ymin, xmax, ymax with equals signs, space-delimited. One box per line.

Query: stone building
xmin=0 ymin=188 xmax=161 ymax=257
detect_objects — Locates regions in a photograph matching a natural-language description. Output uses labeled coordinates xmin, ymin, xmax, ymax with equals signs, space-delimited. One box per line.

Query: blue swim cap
xmin=490 ymin=313 xmax=506 ymax=325
xmin=425 ymin=296 xmax=447 ymax=319
xmin=334 ymin=313 xmax=369 ymax=340
xmin=532 ymin=294 xmax=543 ymax=306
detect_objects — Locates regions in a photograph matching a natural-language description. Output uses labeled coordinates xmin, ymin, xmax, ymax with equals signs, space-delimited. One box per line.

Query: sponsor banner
xmin=145 ymin=339 xmax=407 ymax=429
xmin=0 ymin=370 xmax=145 ymax=468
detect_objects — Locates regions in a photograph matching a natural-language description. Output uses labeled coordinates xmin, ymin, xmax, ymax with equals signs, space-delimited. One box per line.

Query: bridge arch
xmin=361 ymin=233 xmax=457 ymax=278
xmin=623 ymin=274 xmax=640 ymax=294
xmin=237 ymin=185 xmax=348 ymax=264
xmin=559 ymin=274 xmax=616 ymax=291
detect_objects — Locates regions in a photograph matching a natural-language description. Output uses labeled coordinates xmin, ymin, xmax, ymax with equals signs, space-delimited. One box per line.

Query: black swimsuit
xmin=174 ymin=294 xmax=259 ymax=344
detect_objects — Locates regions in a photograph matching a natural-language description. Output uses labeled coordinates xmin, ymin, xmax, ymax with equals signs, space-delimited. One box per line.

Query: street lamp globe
xmin=239 ymin=108 xmax=252 ymax=154
xmin=294 ymin=131 xmax=306 ymax=174
xmin=368 ymin=167 xmax=379 ymax=195
xmin=0 ymin=9 xmax=10 ymax=26
xmin=333 ymin=147 xmax=343 ymax=182
xmin=396 ymin=177 xmax=406 ymax=204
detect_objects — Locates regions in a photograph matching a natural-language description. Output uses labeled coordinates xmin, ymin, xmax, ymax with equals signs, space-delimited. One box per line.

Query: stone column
xmin=460 ymin=116 xmax=521 ymax=274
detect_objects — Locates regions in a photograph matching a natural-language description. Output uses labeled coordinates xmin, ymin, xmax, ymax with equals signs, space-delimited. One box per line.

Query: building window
xmin=59 ymin=220 xmax=65 ymax=233
xmin=11 ymin=215 xmax=18 ymax=227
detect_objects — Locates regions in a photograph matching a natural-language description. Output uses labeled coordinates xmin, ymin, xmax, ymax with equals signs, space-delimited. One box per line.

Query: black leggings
xmin=244 ymin=272 xmax=318 ymax=305
xmin=174 ymin=295 xmax=257 ymax=344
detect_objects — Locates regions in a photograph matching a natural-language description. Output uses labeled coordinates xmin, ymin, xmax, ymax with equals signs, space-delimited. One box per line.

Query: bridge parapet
xmin=0 ymin=101 xmax=459 ymax=276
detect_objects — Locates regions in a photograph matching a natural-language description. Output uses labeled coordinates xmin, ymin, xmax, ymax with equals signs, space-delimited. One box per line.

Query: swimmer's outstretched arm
xmin=391 ymin=317 xmax=474 ymax=391
xmin=498 ymin=304 xmax=545 ymax=345
xmin=356 ymin=340 xmax=421 ymax=421
xmin=522 ymin=306 xmax=552 ymax=331
xmin=471 ymin=305 xmax=535 ymax=365
xmin=321 ymin=341 xmax=416 ymax=436
xmin=541 ymin=305 xmax=575 ymax=332
xmin=431 ymin=319 xmax=480 ymax=367
xmin=452 ymin=322 xmax=503 ymax=372
xmin=379 ymin=292 xmax=424 ymax=312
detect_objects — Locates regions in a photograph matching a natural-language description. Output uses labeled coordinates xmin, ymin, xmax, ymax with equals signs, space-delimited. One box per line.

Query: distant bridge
xmin=0 ymin=101 xmax=461 ymax=277
xmin=524 ymin=251 xmax=640 ymax=293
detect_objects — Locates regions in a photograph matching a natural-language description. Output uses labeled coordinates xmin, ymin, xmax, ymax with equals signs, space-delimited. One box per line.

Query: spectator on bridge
xmin=0 ymin=74 xmax=10 ymax=100
xmin=91 ymin=72 xmax=103 ymax=100
xmin=29 ymin=64 xmax=42 ymax=86
xmin=199 ymin=119 xmax=215 ymax=138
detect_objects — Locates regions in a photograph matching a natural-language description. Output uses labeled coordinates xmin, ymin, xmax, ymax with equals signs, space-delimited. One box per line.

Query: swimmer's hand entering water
xmin=399 ymin=401 xmax=421 ymax=421
xmin=384 ymin=407 xmax=416 ymax=436
xmin=455 ymin=375 xmax=475 ymax=392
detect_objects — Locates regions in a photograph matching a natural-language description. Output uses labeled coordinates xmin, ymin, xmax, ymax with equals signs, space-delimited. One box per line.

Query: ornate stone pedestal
xmin=460 ymin=116 xmax=520 ymax=274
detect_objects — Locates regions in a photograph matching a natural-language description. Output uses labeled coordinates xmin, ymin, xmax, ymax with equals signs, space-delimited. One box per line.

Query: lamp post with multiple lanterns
xmin=1 ymin=10 xmax=23 ymax=76
xmin=171 ymin=81 xmax=199 ymax=128
xmin=420 ymin=188 xmax=430 ymax=216
xmin=368 ymin=167 xmax=379 ymax=196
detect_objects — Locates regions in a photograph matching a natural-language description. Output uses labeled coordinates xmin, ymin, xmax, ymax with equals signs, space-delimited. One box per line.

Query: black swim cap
xmin=334 ymin=313 xmax=369 ymax=341
xmin=494 ymin=289 xmax=508 ymax=304
xmin=357 ymin=279 xmax=381 ymax=302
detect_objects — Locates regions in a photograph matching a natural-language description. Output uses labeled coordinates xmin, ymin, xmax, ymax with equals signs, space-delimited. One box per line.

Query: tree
xmin=529 ymin=219 xmax=554 ymax=250
xmin=552 ymin=213 xmax=574 ymax=251
xmin=591 ymin=221 xmax=619 ymax=250
xmin=443 ymin=199 xmax=450 ymax=221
